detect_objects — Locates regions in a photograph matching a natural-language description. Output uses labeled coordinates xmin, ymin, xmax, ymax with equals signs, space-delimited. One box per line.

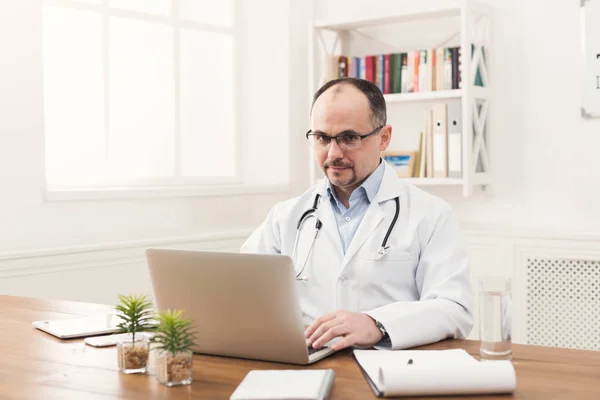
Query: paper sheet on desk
xmin=353 ymin=349 xmax=516 ymax=397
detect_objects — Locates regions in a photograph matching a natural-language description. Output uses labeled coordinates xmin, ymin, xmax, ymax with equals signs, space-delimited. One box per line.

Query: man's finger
xmin=331 ymin=334 xmax=355 ymax=351
xmin=308 ymin=319 xmax=341 ymax=346
xmin=305 ymin=312 xmax=336 ymax=337
xmin=312 ymin=324 xmax=349 ymax=348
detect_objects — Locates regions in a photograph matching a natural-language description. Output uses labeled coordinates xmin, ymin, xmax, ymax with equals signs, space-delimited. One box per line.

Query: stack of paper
xmin=353 ymin=349 xmax=516 ymax=397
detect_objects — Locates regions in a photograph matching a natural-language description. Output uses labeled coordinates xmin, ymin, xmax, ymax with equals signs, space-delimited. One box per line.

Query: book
xmin=353 ymin=349 xmax=516 ymax=398
xmin=230 ymin=369 xmax=335 ymax=400
xmin=331 ymin=46 xmax=470 ymax=94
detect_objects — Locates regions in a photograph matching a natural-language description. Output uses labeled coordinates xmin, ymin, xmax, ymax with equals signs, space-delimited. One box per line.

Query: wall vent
xmin=526 ymin=258 xmax=600 ymax=351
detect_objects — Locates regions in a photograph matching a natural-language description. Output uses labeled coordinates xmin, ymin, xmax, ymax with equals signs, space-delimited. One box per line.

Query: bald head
xmin=310 ymin=77 xmax=386 ymax=128
xmin=311 ymin=84 xmax=372 ymax=133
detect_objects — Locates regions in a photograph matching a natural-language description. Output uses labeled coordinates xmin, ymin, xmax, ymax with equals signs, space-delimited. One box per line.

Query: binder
xmin=447 ymin=100 xmax=462 ymax=178
xmin=432 ymin=103 xmax=449 ymax=178
xmin=425 ymin=109 xmax=434 ymax=177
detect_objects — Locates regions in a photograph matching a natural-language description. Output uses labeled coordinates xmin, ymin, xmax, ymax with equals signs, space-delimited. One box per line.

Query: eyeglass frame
xmin=305 ymin=125 xmax=385 ymax=150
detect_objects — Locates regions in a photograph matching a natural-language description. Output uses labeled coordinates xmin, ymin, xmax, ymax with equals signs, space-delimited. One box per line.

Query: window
xmin=43 ymin=0 xmax=237 ymax=190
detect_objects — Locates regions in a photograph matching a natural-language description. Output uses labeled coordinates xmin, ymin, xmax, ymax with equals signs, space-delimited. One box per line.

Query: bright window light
xmin=43 ymin=0 xmax=237 ymax=189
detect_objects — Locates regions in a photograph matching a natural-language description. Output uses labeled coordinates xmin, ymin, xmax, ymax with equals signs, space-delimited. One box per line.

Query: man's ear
xmin=379 ymin=125 xmax=392 ymax=151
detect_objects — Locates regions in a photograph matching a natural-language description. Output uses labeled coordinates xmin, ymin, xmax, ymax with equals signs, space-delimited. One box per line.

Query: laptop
xmin=145 ymin=248 xmax=337 ymax=365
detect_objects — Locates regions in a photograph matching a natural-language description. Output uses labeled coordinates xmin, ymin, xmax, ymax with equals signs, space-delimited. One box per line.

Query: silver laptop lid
xmin=146 ymin=248 xmax=311 ymax=364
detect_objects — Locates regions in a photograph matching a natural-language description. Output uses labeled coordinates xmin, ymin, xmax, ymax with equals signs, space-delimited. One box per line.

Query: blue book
xmin=359 ymin=57 xmax=366 ymax=79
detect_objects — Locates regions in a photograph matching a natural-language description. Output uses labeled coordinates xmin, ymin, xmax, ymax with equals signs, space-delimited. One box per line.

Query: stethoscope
xmin=291 ymin=193 xmax=400 ymax=281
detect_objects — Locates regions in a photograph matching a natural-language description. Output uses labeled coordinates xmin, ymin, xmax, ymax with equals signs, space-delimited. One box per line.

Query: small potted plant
xmin=152 ymin=309 xmax=196 ymax=387
xmin=115 ymin=294 xmax=155 ymax=374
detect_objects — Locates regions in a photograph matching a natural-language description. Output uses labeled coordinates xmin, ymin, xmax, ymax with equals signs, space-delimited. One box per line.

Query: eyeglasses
xmin=305 ymin=125 xmax=384 ymax=151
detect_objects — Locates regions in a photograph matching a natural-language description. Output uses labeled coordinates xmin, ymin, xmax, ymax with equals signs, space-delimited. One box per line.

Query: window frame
xmin=42 ymin=0 xmax=246 ymax=198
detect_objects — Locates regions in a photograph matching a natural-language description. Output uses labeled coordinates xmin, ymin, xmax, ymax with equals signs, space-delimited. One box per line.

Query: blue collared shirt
xmin=327 ymin=161 xmax=385 ymax=254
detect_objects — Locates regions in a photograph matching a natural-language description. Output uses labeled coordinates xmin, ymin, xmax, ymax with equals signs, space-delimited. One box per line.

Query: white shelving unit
xmin=308 ymin=0 xmax=493 ymax=197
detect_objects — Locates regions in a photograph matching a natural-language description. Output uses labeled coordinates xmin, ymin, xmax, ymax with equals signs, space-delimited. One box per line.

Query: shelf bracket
xmin=471 ymin=100 xmax=490 ymax=173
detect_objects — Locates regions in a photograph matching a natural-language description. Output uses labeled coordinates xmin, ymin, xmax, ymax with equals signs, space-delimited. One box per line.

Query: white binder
xmin=447 ymin=100 xmax=462 ymax=178
xmin=432 ymin=103 xmax=448 ymax=178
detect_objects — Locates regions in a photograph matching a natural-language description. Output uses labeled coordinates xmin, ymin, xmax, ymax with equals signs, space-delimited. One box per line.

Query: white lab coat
xmin=241 ymin=161 xmax=473 ymax=350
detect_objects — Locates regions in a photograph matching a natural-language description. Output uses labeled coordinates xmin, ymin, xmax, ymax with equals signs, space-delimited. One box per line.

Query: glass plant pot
xmin=117 ymin=334 xmax=150 ymax=374
xmin=156 ymin=350 xmax=193 ymax=387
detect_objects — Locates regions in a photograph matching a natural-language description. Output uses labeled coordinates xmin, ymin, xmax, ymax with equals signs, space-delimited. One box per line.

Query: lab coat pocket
xmin=361 ymin=249 xmax=417 ymax=261
xmin=357 ymin=250 xmax=419 ymax=311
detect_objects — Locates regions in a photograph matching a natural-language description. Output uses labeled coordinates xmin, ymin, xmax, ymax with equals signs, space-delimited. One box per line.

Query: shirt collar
xmin=326 ymin=159 xmax=385 ymax=205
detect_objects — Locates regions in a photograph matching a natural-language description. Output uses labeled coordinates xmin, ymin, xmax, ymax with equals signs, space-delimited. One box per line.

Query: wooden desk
xmin=1 ymin=295 xmax=599 ymax=399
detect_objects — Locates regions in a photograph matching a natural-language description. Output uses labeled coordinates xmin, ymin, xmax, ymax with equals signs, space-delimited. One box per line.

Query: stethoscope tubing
xmin=292 ymin=193 xmax=399 ymax=280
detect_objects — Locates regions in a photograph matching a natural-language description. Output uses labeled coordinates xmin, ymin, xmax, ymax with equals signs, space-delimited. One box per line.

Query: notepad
xmin=353 ymin=349 xmax=516 ymax=397
xmin=230 ymin=369 xmax=335 ymax=400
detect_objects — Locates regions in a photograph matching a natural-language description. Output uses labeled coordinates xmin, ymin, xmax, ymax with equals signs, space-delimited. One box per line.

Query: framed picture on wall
xmin=382 ymin=151 xmax=417 ymax=178
xmin=581 ymin=0 xmax=600 ymax=118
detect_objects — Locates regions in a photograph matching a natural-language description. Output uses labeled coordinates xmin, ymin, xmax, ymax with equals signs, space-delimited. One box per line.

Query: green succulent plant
xmin=151 ymin=309 xmax=196 ymax=356
xmin=115 ymin=294 xmax=156 ymax=344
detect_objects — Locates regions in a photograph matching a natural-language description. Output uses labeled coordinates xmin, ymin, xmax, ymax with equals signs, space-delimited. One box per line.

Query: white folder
xmin=432 ymin=103 xmax=448 ymax=178
xmin=447 ymin=100 xmax=462 ymax=178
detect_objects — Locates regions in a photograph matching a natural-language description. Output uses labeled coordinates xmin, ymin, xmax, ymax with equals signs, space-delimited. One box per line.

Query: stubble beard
xmin=326 ymin=167 xmax=357 ymax=188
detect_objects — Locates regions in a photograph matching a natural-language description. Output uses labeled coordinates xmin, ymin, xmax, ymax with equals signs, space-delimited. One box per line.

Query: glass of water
xmin=478 ymin=277 xmax=512 ymax=361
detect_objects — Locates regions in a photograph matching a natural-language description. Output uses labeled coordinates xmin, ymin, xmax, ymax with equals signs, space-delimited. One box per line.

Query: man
xmin=241 ymin=77 xmax=473 ymax=351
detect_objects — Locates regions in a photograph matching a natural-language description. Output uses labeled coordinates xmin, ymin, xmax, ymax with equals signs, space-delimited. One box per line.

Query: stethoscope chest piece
xmin=375 ymin=246 xmax=389 ymax=260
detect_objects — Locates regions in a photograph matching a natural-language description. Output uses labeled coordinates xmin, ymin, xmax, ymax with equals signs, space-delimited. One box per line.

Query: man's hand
xmin=305 ymin=310 xmax=383 ymax=351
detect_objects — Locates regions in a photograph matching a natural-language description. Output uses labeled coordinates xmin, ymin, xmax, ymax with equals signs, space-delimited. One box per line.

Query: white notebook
xmin=230 ymin=369 xmax=335 ymax=400
xmin=353 ymin=349 xmax=516 ymax=397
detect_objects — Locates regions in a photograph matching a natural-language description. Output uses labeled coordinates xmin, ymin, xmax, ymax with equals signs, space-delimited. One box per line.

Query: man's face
xmin=310 ymin=84 xmax=391 ymax=191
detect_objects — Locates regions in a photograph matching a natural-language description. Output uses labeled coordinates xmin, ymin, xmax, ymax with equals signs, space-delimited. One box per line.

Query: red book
xmin=365 ymin=55 xmax=374 ymax=83
xmin=384 ymin=54 xmax=391 ymax=94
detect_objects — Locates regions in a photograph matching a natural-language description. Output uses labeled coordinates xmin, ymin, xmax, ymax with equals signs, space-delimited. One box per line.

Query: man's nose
xmin=327 ymin=139 xmax=344 ymax=159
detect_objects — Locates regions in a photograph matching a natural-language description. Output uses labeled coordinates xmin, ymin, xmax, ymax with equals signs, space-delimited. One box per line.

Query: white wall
xmin=4 ymin=0 xmax=598 ymax=306
xmin=0 ymin=0 xmax=312 ymax=303
xmin=315 ymin=0 xmax=600 ymax=235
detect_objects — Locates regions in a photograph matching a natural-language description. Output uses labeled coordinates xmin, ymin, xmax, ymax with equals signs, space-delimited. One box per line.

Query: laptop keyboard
xmin=308 ymin=346 xmax=326 ymax=355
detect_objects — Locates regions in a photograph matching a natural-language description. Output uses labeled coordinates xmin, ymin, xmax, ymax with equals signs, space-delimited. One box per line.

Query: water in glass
xmin=479 ymin=278 xmax=512 ymax=361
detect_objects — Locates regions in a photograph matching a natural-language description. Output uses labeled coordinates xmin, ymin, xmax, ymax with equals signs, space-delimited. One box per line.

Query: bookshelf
xmin=308 ymin=0 xmax=493 ymax=197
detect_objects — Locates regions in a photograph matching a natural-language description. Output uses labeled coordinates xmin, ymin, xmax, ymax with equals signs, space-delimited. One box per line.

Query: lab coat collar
xmin=374 ymin=160 xmax=406 ymax=203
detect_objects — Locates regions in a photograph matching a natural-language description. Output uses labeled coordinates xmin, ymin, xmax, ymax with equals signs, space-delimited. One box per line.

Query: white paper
xmin=230 ymin=369 xmax=333 ymax=400
xmin=354 ymin=349 xmax=516 ymax=397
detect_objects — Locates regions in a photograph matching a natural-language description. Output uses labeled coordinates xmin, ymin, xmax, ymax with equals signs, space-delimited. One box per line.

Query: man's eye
xmin=316 ymin=135 xmax=331 ymax=144
xmin=340 ymin=135 xmax=360 ymax=144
